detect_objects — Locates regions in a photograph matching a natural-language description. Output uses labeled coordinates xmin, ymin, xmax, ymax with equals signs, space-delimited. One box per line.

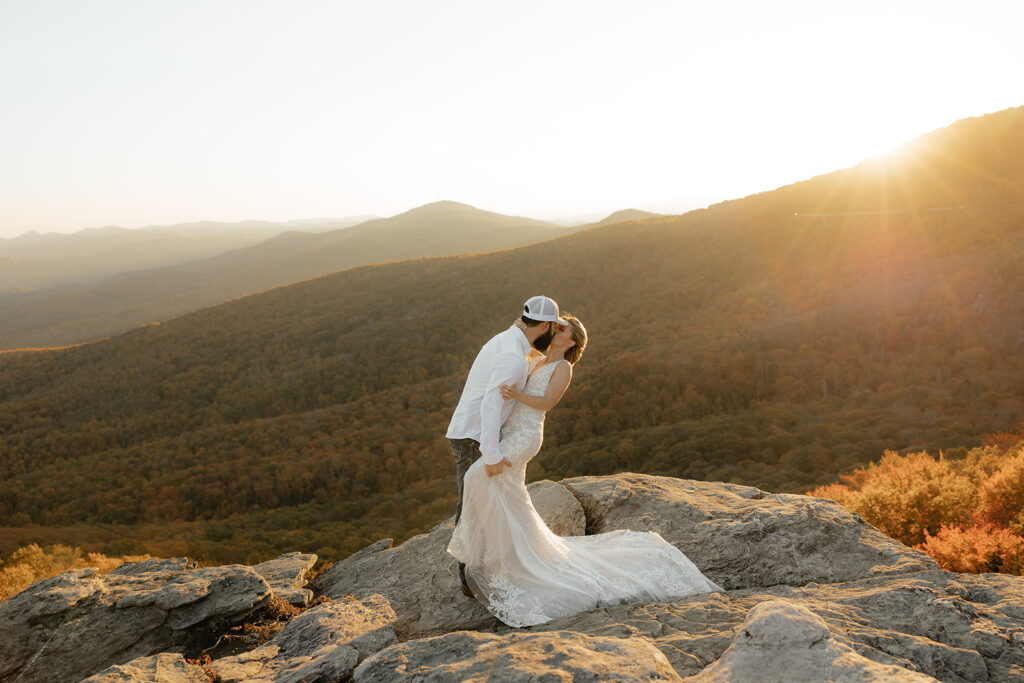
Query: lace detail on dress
xmin=447 ymin=358 xmax=723 ymax=628
xmin=502 ymin=361 xmax=558 ymax=435
xmin=482 ymin=572 xmax=550 ymax=627
xmin=498 ymin=360 xmax=560 ymax=466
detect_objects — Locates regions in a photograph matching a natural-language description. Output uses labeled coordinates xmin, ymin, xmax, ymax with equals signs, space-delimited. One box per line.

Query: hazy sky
xmin=1 ymin=0 xmax=1022 ymax=237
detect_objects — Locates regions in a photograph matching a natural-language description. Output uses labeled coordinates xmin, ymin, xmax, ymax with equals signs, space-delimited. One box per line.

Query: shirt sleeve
xmin=479 ymin=351 xmax=526 ymax=464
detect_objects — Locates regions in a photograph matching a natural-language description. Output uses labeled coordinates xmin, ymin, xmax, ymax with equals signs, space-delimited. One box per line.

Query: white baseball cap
xmin=523 ymin=295 xmax=568 ymax=325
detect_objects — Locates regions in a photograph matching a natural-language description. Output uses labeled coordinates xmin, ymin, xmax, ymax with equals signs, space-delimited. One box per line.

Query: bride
xmin=446 ymin=313 xmax=723 ymax=627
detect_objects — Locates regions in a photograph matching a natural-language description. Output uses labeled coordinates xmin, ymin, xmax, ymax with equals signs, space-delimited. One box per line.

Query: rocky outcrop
xmin=4 ymin=473 xmax=1024 ymax=682
xmin=81 ymin=653 xmax=209 ymax=683
xmin=210 ymin=594 xmax=397 ymax=682
xmin=309 ymin=473 xmax=1023 ymax=681
xmin=309 ymin=473 xmax=938 ymax=637
xmin=527 ymin=564 xmax=1024 ymax=680
xmin=518 ymin=478 xmax=587 ymax=536
xmin=252 ymin=551 xmax=317 ymax=606
xmin=0 ymin=559 xmax=271 ymax=682
xmin=353 ymin=629 xmax=683 ymax=681
xmin=685 ymin=599 xmax=937 ymax=681
xmin=308 ymin=478 xmax=586 ymax=634
xmin=560 ymin=473 xmax=939 ymax=589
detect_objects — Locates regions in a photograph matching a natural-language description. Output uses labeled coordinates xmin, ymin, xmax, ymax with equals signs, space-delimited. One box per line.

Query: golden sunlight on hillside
xmin=809 ymin=434 xmax=1024 ymax=575
xmin=1 ymin=107 xmax=1022 ymax=575
xmin=0 ymin=544 xmax=152 ymax=602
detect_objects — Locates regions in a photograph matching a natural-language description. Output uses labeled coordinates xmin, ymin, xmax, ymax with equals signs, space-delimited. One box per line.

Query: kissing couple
xmin=445 ymin=295 xmax=722 ymax=627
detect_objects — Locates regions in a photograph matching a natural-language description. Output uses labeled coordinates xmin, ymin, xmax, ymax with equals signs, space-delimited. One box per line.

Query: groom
xmin=447 ymin=295 xmax=568 ymax=595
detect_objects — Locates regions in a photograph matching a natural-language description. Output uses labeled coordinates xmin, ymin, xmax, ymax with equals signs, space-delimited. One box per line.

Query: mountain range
xmin=0 ymin=217 xmax=373 ymax=297
xmin=0 ymin=203 xmax=638 ymax=350
xmin=0 ymin=106 xmax=1021 ymax=567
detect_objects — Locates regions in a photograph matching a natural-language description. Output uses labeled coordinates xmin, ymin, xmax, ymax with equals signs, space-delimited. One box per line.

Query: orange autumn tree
xmin=808 ymin=438 xmax=1024 ymax=575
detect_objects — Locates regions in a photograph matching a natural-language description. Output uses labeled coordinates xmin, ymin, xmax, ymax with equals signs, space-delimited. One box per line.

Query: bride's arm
xmin=500 ymin=362 xmax=572 ymax=411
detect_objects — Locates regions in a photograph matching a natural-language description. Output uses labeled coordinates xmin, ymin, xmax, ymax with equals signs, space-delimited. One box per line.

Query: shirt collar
xmin=508 ymin=324 xmax=531 ymax=355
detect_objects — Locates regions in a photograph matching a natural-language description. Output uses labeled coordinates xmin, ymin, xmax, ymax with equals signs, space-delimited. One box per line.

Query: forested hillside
xmin=1 ymin=107 xmax=1022 ymax=567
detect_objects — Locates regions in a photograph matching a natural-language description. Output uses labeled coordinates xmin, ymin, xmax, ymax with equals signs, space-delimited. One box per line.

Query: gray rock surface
xmin=109 ymin=558 xmax=198 ymax=576
xmin=0 ymin=561 xmax=271 ymax=683
xmin=684 ymin=599 xmax=937 ymax=681
xmin=532 ymin=568 xmax=1024 ymax=681
xmin=523 ymin=478 xmax=587 ymax=536
xmin=80 ymin=653 xmax=209 ymax=683
xmin=304 ymin=473 xmax=1024 ymax=679
xmin=309 ymin=478 xmax=585 ymax=634
xmin=211 ymin=593 xmax=397 ymax=683
xmin=252 ymin=551 xmax=317 ymax=606
xmin=561 ymin=473 xmax=939 ymax=589
xmin=309 ymin=519 xmax=498 ymax=635
xmin=6 ymin=473 xmax=1024 ymax=682
xmin=353 ymin=629 xmax=683 ymax=682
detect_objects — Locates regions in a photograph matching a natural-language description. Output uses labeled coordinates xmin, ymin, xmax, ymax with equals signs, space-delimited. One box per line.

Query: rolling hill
xmin=0 ymin=107 xmax=1021 ymax=566
xmin=0 ymin=202 xmax=578 ymax=350
xmin=592 ymin=208 xmax=661 ymax=225
xmin=0 ymin=218 xmax=372 ymax=299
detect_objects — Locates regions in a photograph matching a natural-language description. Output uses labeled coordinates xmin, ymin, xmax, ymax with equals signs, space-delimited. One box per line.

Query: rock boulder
xmin=0 ymin=560 xmax=271 ymax=682
xmin=353 ymin=629 xmax=682 ymax=682
xmin=561 ymin=473 xmax=938 ymax=589
xmin=685 ymin=599 xmax=937 ymax=681
xmin=80 ymin=653 xmax=209 ymax=683
xmin=211 ymin=593 xmax=397 ymax=682
xmin=252 ymin=551 xmax=317 ymax=607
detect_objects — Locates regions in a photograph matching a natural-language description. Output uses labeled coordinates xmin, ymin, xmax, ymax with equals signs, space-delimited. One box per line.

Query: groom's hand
xmin=485 ymin=458 xmax=512 ymax=477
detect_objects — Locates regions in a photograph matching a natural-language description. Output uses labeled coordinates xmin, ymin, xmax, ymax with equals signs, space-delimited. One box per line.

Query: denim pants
xmin=451 ymin=437 xmax=482 ymax=525
xmin=451 ymin=437 xmax=482 ymax=587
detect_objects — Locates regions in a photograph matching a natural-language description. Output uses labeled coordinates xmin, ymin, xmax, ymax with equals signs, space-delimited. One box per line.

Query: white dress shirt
xmin=447 ymin=324 xmax=532 ymax=465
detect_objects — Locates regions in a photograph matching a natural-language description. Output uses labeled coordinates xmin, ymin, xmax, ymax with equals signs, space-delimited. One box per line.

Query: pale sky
xmin=1 ymin=0 xmax=1022 ymax=238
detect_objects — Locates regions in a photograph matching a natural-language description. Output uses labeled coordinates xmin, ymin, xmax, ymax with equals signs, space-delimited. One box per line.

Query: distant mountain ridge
xmin=0 ymin=216 xmax=373 ymax=298
xmin=0 ymin=201 xmax=586 ymax=349
xmin=594 ymin=209 xmax=661 ymax=225
xmin=0 ymin=216 xmax=374 ymax=243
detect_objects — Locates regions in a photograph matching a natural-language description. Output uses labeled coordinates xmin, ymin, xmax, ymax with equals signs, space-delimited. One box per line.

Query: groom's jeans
xmin=451 ymin=437 xmax=482 ymax=588
xmin=451 ymin=437 xmax=482 ymax=523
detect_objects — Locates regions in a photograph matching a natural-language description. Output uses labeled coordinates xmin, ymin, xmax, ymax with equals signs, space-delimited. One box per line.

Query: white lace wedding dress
xmin=447 ymin=359 xmax=724 ymax=627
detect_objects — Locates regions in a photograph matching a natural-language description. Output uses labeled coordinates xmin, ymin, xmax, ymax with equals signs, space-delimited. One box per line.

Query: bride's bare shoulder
xmin=553 ymin=359 xmax=573 ymax=376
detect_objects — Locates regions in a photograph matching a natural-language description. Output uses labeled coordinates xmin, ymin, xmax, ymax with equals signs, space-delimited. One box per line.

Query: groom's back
xmin=446 ymin=327 xmax=526 ymax=440
xmin=461 ymin=331 xmax=507 ymax=387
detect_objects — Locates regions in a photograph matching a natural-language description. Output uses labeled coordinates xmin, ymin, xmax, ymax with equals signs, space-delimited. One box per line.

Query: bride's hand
xmin=485 ymin=458 xmax=512 ymax=477
xmin=513 ymin=318 xmax=528 ymax=331
xmin=500 ymin=384 xmax=521 ymax=400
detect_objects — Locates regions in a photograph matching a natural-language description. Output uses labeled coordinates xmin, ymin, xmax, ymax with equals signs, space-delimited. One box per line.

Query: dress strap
xmin=550 ymin=359 xmax=571 ymax=372
xmin=540 ymin=359 xmax=570 ymax=378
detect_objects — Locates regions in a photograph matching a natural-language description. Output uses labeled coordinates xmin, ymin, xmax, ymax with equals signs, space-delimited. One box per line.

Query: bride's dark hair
xmin=560 ymin=313 xmax=587 ymax=365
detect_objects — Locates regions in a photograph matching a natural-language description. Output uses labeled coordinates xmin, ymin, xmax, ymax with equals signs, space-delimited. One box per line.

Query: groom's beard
xmin=532 ymin=327 xmax=555 ymax=352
